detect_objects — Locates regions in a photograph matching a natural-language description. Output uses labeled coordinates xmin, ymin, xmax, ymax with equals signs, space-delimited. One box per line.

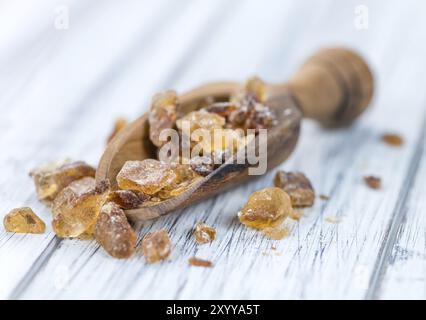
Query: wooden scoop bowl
xmin=96 ymin=47 xmax=374 ymax=221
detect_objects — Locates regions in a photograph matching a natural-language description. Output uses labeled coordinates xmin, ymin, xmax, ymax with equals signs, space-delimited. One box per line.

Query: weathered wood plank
xmin=377 ymin=117 xmax=426 ymax=299
xmin=0 ymin=0 xmax=187 ymax=299
xmin=1 ymin=0 xmax=426 ymax=300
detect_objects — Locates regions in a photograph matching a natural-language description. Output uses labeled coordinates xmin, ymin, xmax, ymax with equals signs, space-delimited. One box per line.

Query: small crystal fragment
xmin=189 ymin=156 xmax=214 ymax=176
xmin=319 ymin=194 xmax=330 ymax=201
xmin=116 ymin=159 xmax=176 ymax=195
xmin=274 ymin=171 xmax=315 ymax=207
xmin=325 ymin=216 xmax=341 ymax=224
xmin=382 ymin=133 xmax=404 ymax=147
xmin=30 ymin=160 xmax=96 ymax=204
xmin=238 ymin=187 xmax=292 ymax=230
xmin=205 ymin=102 xmax=237 ymax=118
xmin=245 ymin=76 xmax=267 ymax=102
xmin=94 ymin=202 xmax=136 ymax=259
xmin=3 ymin=207 xmax=45 ymax=234
xmin=141 ymin=229 xmax=171 ymax=263
xmin=108 ymin=190 xmax=148 ymax=210
xmin=107 ymin=117 xmax=127 ymax=143
xmin=193 ymin=222 xmax=216 ymax=245
xmin=52 ymin=177 xmax=109 ymax=238
xmin=188 ymin=257 xmax=213 ymax=268
xmin=176 ymin=109 xmax=225 ymax=132
xmin=262 ymin=226 xmax=290 ymax=240
xmin=364 ymin=175 xmax=381 ymax=189
xmin=149 ymin=91 xmax=179 ymax=147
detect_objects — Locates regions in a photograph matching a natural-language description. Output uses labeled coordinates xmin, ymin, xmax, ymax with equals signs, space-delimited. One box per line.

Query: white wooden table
xmin=0 ymin=0 xmax=425 ymax=300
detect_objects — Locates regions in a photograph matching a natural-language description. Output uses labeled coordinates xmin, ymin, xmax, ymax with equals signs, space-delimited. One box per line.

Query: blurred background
xmin=1 ymin=0 xmax=426 ymax=299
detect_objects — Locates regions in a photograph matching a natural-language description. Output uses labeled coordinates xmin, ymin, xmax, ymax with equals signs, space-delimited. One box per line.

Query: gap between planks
xmin=365 ymin=111 xmax=426 ymax=299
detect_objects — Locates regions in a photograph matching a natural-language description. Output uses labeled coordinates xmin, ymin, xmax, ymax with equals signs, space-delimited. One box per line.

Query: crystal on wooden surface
xmin=94 ymin=202 xmax=136 ymax=259
xmin=274 ymin=171 xmax=315 ymax=207
xmin=3 ymin=207 xmax=45 ymax=234
xmin=30 ymin=160 xmax=96 ymax=204
xmin=193 ymin=222 xmax=216 ymax=245
xmin=116 ymin=159 xmax=176 ymax=195
xmin=238 ymin=187 xmax=292 ymax=229
xmin=141 ymin=229 xmax=171 ymax=263
xmin=149 ymin=90 xmax=180 ymax=147
xmin=52 ymin=177 xmax=109 ymax=238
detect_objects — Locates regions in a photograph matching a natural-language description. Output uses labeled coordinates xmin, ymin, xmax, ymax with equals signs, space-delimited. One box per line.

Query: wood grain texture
xmin=0 ymin=0 xmax=425 ymax=299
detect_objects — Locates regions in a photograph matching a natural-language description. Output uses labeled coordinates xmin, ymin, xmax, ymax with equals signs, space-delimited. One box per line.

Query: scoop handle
xmin=270 ymin=47 xmax=374 ymax=127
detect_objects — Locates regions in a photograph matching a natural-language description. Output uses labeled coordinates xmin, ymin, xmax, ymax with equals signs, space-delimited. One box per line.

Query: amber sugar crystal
xmin=193 ymin=222 xmax=216 ymax=245
xmin=149 ymin=90 xmax=179 ymax=147
xmin=176 ymin=109 xmax=225 ymax=133
xmin=382 ymin=133 xmax=404 ymax=147
xmin=238 ymin=187 xmax=292 ymax=230
xmin=94 ymin=202 xmax=136 ymax=259
xmin=141 ymin=229 xmax=171 ymax=263
xmin=108 ymin=190 xmax=148 ymax=210
xmin=3 ymin=207 xmax=45 ymax=234
xmin=188 ymin=257 xmax=213 ymax=268
xmin=364 ymin=175 xmax=381 ymax=189
xmin=52 ymin=177 xmax=109 ymax=238
xmin=274 ymin=171 xmax=315 ymax=208
xmin=30 ymin=160 xmax=96 ymax=204
xmin=116 ymin=159 xmax=176 ymax=195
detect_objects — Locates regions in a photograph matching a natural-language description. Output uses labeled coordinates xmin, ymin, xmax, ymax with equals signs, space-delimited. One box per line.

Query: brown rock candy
xmin=30 ymin=160 xmax=96 ymax=204
xmin=205 ymin=102 xmax=237 ymax=118
xmin=176 ymin=109 xmax=225 ymax=133
xmin=238 ymin=187 xmax=292 ymax=230
xmin=382 ymin=133 xmax=404 ymax=147
xmin=116 ymin=159 xmax=176 ymax=195
xmin=94 ymin=202 xmax=136 ymax=259
xmin=52 ymin=177 xmax=109 ymax=238
xmin=189 ymin=156 xmax=214 ymax=176
xmin=193 ymin=222 xmax=216 ymax=245
xmin=108 ymin=190 xmax=148 ymax=210
xmin=149 ymin=90 xmax=179 ymax=147
xmin=3 ymin=207 xmax=45 ymax=234
xmin=364 ymin=175 xmax=381 ymax=189
xmin=141 ymin=229 xmax=171 ymax=263
xmin=274 ymin=171 xmax=315 ymax=208
xmin=188 ymin=257 xmax=213 ymax=268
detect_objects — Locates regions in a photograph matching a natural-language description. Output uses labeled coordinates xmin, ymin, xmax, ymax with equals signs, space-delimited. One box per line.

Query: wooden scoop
xmin=96 ymin=47 xmax=374 ymax=221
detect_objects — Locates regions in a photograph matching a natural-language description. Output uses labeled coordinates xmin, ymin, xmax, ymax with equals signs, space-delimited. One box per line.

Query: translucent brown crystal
xmin=245 ymin=76 xmax=267 ymax=102
xmin=227 ymin=77 xmax=276 ymax=132
xmin=238 ymin=187 xmax=292 ymax=229
xmin=94 ymin=202 xmax=136 ymax=259
xmin=189 ymin=156 xmax=214 ymax=176
xmin=176 ymin=109 xmax=225 ymax=133
xmin=107 ymin=117 xmax=128 ymax=143
xmin=188 ymin=257 xmax=213 ymax=268
xmin=30 ymin=160 xmax=96 ymax=204
xmin=193 ymin=222 xmax=216 ymax=245
xmin=364 ymin=175 xmax=381 ymax=189
xmin=108 ymin=190 xmax=148 ymax=210
xmin=141 ymin=229 xmax=171 ymax=263
xmin=3 ymin=207 xmax=45 ymax=234
xmin=52 ymin=177 xmax=109 ymax=238
xmin=205 ymin=102 xmax=237 ymax=118
xmin=149 ymin=90 xmax=179 ymax=147
xmin=382 ymin=133 xmax=404 ymax=146
xmin=116 ymin=159 xmax=176 ymax=195
xmin=274 ymin=171 xmax=315 ymax=208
